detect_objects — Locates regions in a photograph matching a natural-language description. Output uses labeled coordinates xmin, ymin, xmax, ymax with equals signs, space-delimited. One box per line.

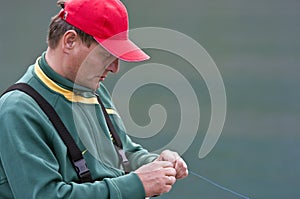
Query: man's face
xmin=73 ymin=43 xmax=119 ymax=91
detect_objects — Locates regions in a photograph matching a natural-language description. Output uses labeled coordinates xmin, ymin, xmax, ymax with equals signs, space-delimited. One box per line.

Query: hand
xmin=156 ymin=150 xmax=188 ymax=179
xmin=134 ymin=161 xmax=177 ymax=197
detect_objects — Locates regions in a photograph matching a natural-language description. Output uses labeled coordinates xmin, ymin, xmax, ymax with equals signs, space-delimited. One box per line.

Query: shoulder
xmin=0 ymin=90 xmax=46 ymax=121
xmin=1 ymin=89 xmax=36 ymax=108
xmin=0 ymin=89 xmax=55 ymax=141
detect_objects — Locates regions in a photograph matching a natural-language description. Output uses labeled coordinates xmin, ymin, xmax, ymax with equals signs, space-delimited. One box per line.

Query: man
xmin=0 ymin=0 xmax=188 ymax=198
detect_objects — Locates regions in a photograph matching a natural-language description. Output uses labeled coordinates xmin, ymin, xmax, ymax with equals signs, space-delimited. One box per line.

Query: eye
xmin=102 ymin=48 xmax=115 ymax=58
xmin=103 ymin=52 xmax=111 ymax=58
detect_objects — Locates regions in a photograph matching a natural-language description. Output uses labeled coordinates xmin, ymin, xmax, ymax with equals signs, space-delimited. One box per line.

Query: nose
xmin=107 ymin=59 xmax=120 ymax=73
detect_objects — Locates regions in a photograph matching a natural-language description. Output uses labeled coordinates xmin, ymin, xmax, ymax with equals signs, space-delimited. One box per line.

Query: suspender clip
xmin=73 ymin=158 xmax=90 ymax=177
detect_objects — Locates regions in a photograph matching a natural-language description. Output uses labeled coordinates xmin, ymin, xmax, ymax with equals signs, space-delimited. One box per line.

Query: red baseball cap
xmin=59 ymin=0 xmax=150 ymax=62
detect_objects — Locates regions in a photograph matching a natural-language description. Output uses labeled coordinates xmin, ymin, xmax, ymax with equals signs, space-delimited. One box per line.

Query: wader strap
xmin=1 ymin=83 xmax=93 ymax=183
xmin=95 ymin=94 xmax=131 ymax=174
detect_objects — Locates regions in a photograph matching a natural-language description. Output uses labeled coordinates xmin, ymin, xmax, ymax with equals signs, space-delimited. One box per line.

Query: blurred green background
xmin=1 ymin=0 xmax=299 ymax=198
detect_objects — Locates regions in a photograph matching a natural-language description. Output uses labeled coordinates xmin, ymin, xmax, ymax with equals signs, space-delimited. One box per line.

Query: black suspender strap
xmin=1 ymin=83 xmax=93 ymax=183
xmin=95 ymin=94 xmax=131 ymax=174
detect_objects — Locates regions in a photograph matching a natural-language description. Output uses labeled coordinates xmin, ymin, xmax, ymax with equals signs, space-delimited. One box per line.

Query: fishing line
xmin=189 ymin=170 xmax=250 ymax=199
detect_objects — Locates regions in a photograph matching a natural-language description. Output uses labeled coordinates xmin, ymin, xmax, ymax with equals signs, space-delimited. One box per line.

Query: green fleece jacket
xmin=0 ymin=53 xmax=158 ymax=199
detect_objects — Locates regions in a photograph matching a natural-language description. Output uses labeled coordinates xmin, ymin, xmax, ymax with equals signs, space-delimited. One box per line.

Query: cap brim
xmin=94 ymin=37 xmax=150 ymax=62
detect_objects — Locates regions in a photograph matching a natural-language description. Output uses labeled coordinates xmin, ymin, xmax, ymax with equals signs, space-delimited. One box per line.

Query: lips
xmin=100 ymin=76 xmax=106 ymax=81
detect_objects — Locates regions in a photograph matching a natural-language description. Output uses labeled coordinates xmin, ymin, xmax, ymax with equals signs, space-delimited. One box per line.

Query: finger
xmin=159 ymin=150 xmax=180 ymax=162
xmin=175 ymin=158 xmax=187 ymax=169
xmin=176 ymin=169 xmax=189 ymax=179
xmin=174 ymin=159 xmax=188 ymax=179
xmin=165 ymin=176 xmax=176 ymax=185
xmin=164 ymin=167 xmax=177 ymax=177
xmin=156 ymin=160 xmax=174 ymax=168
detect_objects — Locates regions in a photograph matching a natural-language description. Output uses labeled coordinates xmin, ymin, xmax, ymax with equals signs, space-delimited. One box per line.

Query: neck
xmin=45 ymin=47 xmax=68 ymax=78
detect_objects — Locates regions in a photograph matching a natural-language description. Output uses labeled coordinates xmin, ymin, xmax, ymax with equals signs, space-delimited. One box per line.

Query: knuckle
xmin=164 ymin=185 xmax=172 ymax=193
xmin=170 ymin=168 xmax=177 ymax=175
xmin=163 ymin=176 xmax=170 ymax=182
xmin=171 ymin=176 xmax=176 ymax=183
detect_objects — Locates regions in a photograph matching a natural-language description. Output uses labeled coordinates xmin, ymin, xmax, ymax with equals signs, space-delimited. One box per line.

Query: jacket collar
xmin=34 ymin=52 xmax=98 ymax=104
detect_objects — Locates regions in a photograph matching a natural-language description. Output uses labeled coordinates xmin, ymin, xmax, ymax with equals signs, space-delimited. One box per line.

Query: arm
xmin=105 ymin=106 xmax=159 ymax=170
xmin=108 ymin=107 xmax=188 ymax=197
xmin=98 ymin=84 xmax=187 ymax=197
xmin=0 ymin=91 xmax=145 ymax=199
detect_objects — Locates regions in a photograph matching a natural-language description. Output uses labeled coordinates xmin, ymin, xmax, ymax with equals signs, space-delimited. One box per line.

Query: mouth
xmin=99 ymin=76 xmax=106 ymax=81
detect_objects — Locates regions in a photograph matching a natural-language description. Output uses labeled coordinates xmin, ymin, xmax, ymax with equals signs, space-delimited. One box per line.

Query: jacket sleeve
xmin=0 ymin=91 xmax=146 ymax=199
xmin=124 ymin=135 xmax=159 ymax=171
xmin=98 ymin=84 xmax=159 ymax=171
xmin=108 ymin=111 xmax=159 ymax=171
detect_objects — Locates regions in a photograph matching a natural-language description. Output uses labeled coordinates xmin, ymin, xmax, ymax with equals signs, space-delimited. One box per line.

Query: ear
xmin=61 ymin=30 xmax=79 ymax=53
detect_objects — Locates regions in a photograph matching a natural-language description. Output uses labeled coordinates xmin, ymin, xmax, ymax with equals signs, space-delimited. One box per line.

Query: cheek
xmin=79 ymin=58 xmax=106 ymax=78
xmin=87 ymin=55 xmax=107 ymax=70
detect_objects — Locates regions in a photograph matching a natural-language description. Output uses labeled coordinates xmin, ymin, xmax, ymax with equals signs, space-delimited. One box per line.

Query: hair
xmin=47 ymin=0 xmax=96 ymax=49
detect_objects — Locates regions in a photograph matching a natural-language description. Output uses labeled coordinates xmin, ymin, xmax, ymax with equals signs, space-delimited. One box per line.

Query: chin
xmin=96 ymin=83 xmax=101 ymax=89
xmin=83 ymin=83 xmax=98 ymax=91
